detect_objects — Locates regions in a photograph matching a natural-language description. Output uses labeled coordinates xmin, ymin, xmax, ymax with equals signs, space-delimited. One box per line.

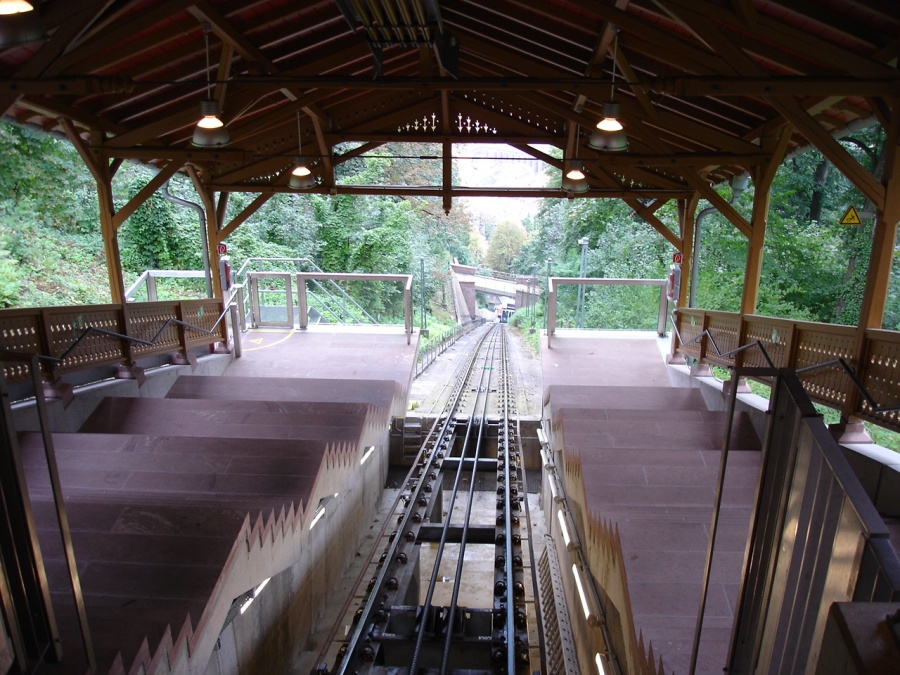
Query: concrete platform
xmin=542 ymin=332 xmax=672 ymax=393
xmin=227 ymin=326 xmax=419 ymax=417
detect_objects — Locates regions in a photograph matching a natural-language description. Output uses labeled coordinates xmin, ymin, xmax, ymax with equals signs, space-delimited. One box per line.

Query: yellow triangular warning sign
xmin=840 ymin=205 xmax=862 ymax=225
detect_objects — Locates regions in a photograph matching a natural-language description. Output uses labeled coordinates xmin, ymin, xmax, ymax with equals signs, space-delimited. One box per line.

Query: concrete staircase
xmin=19 ymin=375 xmax=393 ymax=675
xmin=547 ymin=385 xmax=761 ymax=675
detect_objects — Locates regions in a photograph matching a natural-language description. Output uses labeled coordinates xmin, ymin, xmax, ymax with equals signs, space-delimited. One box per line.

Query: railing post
xmin=229 ymin=303 xmax=242 ymax=358
xmin=546 ymin=278 xmax=557 ymax=349
xmin=147 ymin=274 xmax=158 ymax=302
xmin=657 ymin=284 xmax=668 ymax=337
xmin=404 ymin=276 xmax=413 ymax=345
xmin=297 ymin=275 xmax=309 ymax=330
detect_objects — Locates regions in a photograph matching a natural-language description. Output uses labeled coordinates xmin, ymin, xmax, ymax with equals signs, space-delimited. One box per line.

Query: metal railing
xmin=295 ymin=273 xmax=414 ymax=343
xmin=235 ymin=257 xmax=377 ymax=325
xmin=716 ymin=366 xmax=900 ymax=673
xmin=124 ymin=270 xmax=209 ymax=302
xmin=545 ymin=277 xmax=668 ymax=347
xmin=414 ymin=318 xmax=486 ymax=378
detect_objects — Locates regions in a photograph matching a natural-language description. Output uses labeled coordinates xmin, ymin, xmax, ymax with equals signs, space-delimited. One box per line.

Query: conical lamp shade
xmin=289 ymin=157 xmax=316 ymax=189
xmin=561 ymin=175 xmax=589 ymax=193
xmin=0 ymin=3 xmax=46 ymax=48
xmin=588 ymin=101 xmax=628 ymax=151
xmin=192 ymin=99 xmax=229 ymax=147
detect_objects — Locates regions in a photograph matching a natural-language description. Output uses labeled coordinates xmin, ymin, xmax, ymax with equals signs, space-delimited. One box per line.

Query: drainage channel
xmin=316 ymin=324 xmax=539 ymax=674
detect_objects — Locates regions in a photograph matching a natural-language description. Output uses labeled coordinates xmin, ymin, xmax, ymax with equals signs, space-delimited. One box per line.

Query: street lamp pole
xmin=576 ymin=236 xmax=589 ymax=329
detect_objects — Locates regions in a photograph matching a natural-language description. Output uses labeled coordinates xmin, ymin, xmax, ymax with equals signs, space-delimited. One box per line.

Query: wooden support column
xmin=188 ymin=167 xmax=224 ymax=300
xmin=63 ymin=122 xmax=125 ymax=304
xmin=858 ymin=99 xmax=900 ymax=331
xmin=442 ymin=140 xmax=452 ymax=214
xmin=740 ymin=127 xmax=792 ymax=315
xmin=677 ymin=194 xmax=699 ymax=309
xmin=837 ymin=98 xmax=900 ymax=441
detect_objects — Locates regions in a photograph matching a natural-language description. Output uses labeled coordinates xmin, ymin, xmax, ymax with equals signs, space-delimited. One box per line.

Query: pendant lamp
xmin=192 ymin=24 xmax=229 ymax=148
xmin=289 ymin=112 xmax=316 ymax=189
xmin=589 ymin=29 xmax=628 ymax=152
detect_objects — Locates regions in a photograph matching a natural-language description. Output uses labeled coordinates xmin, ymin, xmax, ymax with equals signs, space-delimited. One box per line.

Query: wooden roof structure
xmin=1 ymin=0 xmax=898 ymax=308
xmin=1 ymin=1 xmax=897 ymax=198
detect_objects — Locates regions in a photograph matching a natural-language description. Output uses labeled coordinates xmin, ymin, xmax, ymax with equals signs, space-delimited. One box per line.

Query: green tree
xmin=484 ymin=221 xmax=527 ymax=272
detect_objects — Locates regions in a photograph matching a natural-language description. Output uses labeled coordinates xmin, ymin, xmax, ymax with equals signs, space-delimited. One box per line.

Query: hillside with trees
xmin=0 ymin=121 xmax=897 ymax=334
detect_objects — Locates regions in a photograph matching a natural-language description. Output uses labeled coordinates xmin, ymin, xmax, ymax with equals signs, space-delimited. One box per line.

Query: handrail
xmin=0 ymin=353 xmax=96 ymax=671
xmin=0 ymin=299 xmax=231 ymax=390
xmin=235 ymin=257 xmax=377 ymax=324
xmin=670 ymin=311 xmax=900 ymax=413
xmin=546 ymin=277 xmax=668 ymax=346
xmin=672 ymin=308 xmax=900 ymax=432
xmin=669 ymin=311 xmax=777 ymax=369
xmin=295 ymin=273 xmax=414 ymax=344
xmin=124 ymin=270 xmax=208 ymax=302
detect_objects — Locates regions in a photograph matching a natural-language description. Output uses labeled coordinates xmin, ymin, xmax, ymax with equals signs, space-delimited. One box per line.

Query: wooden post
xmin=837 ymin=100 xmax=900 ymax=441
xmin=741 ymin=127 xmax=792 ymax=315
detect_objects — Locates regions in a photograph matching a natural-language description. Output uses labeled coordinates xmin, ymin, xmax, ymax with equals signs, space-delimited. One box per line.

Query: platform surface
xmin=541 ymin=331 xmax=673 ymax=394
xmin=227 ymin=326 xmax=418 ymax=416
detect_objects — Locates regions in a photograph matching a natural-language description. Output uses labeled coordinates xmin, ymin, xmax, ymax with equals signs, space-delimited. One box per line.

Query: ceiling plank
xmin=47 ymin=0 xmax=198 ymax=77
xmin=188 ymin=1 xmax=277 ymax=74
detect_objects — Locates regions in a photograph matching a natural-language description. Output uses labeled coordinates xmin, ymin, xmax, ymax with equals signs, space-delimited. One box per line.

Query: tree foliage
xmin=0 ymin=121 xmax=896 ymax=335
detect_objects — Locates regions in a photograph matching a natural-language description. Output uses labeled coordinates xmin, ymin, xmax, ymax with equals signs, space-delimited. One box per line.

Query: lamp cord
xmin=610 ymin=28 xmax=619 ymax=102
xmin=296 ymin=111 xmax=302 ymax=154
xmin=204 ymin=24 xmax=212 ymax=100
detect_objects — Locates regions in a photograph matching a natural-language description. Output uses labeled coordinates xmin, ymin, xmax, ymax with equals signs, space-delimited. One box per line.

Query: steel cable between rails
xmin=332 ymin=323 xmax=498 ymax=675
xmin=500 ymin=327 xmax=517 ymax=674
xmin=438 ymin=327 xmax=505 ymax=674
xmin=408 ymin=324 xmax=502 ymax=675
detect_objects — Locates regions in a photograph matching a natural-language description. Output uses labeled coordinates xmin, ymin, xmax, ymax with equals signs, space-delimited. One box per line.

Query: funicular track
xmin=317 ymin=324 xmax=538 ymax=674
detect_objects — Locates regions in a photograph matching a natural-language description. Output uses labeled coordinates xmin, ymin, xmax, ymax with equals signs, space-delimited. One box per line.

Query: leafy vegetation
xmin=0 ymin=120 xmax=897 ymax=448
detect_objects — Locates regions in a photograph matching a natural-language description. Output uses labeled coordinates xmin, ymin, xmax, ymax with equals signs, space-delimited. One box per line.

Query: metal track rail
xmin=324 ymin=324 xmax=531 ymax=675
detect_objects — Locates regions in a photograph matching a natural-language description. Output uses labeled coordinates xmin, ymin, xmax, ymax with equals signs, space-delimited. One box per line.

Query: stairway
xmin=19 ymin=375 xmax=394 ymax=675
xmin=547 ymin=385 xmax=761 ymax=675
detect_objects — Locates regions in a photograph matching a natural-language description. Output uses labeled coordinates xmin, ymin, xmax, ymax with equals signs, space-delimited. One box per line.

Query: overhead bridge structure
xmin=449 ymin=264 xmax=539 ymax=323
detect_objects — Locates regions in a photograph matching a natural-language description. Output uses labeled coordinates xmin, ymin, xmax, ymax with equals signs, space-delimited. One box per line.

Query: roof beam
xmin=112 ymin=161 xmax=184 ymax=229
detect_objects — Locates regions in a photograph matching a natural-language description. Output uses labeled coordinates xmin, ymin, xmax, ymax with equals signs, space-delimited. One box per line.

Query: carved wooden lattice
xmin=676 ymin=309 xmax=704 ymax=360
xmin=858 ymin=330 xmax=900 ymax=432
xmin=794 ymin=326 xmax=856 ymax=408
xmin=0 ymin=310 xmax=43 ymax=381
xmin=181 ymin=299 xmax=225 ymax=350
xmin=125 ymin=302 xmax=183 ymax=359
xmin=42 ymin=305 xmax=126 ymax=374
xmin=742 ymin=317 xmax=794 ymax=370
xmin=705 ymin=312 xmax=741 ymax=367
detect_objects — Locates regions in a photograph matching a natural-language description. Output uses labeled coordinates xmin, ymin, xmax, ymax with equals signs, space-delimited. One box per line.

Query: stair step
xmin=547 ymin=384 xmax=706 ymax=412
xmin=79 ymin=398 xmax=369 ymax=440
xmin=167 ymin=375 xmax=395 ymax=408
xmin=557 ymin=410 xmax=760 ymax=453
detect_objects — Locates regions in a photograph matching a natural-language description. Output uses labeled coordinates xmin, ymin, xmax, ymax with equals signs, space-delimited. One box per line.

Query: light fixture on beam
xmin=589 ymin=28 xmax=628 ymax=152
xmin=0 ymin=0 xmax=46 ymax=48
xmin=562 ymin=127 xmax=589 ymax=193
xmin=289 ymin=112 xmax=316 ymax=189
xmin=562 ymin=159 xmax=589 ymax=193
xmin=192 ymin=23 xmax=230 ymax=148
